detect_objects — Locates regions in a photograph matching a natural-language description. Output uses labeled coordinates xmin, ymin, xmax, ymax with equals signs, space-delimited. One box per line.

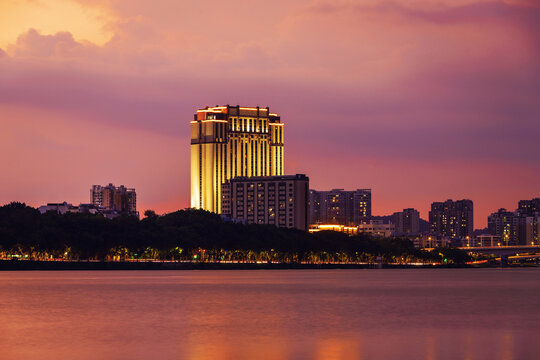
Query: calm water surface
xmin=1 ymin=269 xmax=539 ymax=360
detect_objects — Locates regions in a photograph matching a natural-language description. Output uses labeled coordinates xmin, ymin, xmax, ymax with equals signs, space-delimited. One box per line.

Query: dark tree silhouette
xmin=144 ymin=210 xmax=158 ymax=219
xmin=0 ymin=203 xmax=470 ymax=264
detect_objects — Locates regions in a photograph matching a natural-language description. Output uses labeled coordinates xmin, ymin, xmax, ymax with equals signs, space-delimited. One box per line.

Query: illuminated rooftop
xmin=194 ymin=105 xmax=280 ymax=121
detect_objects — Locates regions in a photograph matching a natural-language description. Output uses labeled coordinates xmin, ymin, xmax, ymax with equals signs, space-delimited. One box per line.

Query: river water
xmin=0 ymin=269 xmax=539 ymax=360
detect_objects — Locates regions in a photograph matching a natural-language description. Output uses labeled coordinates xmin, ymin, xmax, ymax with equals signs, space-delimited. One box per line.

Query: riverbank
xmin=0 ymin=259 xmax=484 ymax=270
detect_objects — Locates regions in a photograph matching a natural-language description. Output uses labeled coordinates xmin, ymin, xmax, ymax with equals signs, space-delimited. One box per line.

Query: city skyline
xmin=1 ymin=2 xmax=540 ymax=359
xmin=1 ymin=0 xmax=540 ymax=228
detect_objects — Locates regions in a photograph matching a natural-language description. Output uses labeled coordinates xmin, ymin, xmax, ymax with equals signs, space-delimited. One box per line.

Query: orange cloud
xmin=0 ymin=0 xmax=115 ymax=47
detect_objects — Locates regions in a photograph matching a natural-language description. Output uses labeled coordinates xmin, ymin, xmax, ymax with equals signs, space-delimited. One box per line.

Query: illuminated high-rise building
xmin=429 ymin=199 xmax=473 ymax=239
xmin=308 ymin=189 xmax=371 ymax=226
xmin=191 ymin=105 xmax=284 ymax=213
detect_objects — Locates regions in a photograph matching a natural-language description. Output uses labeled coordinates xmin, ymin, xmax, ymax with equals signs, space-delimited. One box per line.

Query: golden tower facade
xmin=191 ymin=105 xmax=284 ymax=213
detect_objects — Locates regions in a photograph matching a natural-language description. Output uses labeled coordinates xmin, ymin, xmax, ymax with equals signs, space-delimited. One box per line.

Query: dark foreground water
xmin=1 ymin=269 xmax=539 ymax=360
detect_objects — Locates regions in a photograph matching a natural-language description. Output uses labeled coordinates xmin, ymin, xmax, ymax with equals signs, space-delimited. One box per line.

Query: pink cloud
xmin=7 ymin=29 xmax=90 ymax=58
xmin=302 ymin=1 xmax=540 ymax=25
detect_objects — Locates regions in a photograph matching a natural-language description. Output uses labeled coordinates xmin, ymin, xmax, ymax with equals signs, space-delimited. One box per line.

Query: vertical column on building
xmin=190 ymin=120 xmax=202 ymax=209
xmin=269 ymin=123 xmax=284 ymax=176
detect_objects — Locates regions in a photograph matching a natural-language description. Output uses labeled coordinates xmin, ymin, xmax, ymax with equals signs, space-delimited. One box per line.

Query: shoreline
xmin=0 ymin=259 xmax=517 ymax=270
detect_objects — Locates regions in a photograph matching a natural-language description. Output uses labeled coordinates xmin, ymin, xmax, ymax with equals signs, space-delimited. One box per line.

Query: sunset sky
xmin=1 ymin=0 xmax=539 ymax=227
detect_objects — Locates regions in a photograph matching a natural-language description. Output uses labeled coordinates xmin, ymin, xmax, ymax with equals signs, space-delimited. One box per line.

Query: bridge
xmin=458 ymin=245 xmax=540 ymax=256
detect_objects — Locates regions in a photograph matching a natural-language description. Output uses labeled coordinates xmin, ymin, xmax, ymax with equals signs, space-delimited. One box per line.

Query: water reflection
xmin=316 ymin=338 xmax=359 ymax=360
xmin=0 ymin=269 xmax=539 ymax=360
xmin=502 ymin=332 xmax=514 ymax=360
xmin=464 ymin=332 xmax=473 ymax=360
xmin=425 ymin=335 xmax=436 ymax=360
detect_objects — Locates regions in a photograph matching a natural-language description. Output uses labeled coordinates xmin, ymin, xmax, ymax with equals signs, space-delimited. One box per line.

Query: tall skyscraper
xmin=309 ymin=189 xmax=371 ymax=225
xmin=90 ymin=184 xmax=137 ymax=216
xmin=191 ymin=105 xmax=284 ymax=213
xmin=221 ymin=174 xmax=309 ymax=230
xmin=392 ymin=208 xmax=420 ymax=234
xmin=429 ymin=199 xmax=473 ymax=239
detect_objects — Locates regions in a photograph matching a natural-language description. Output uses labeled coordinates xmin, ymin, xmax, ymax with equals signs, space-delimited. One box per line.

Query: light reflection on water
xmin=0 ymin=269 xmax=539 ymax=360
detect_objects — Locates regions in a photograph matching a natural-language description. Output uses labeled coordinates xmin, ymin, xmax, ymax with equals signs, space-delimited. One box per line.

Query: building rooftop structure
xmin=230 ymin=174 xmax=307 ymax=182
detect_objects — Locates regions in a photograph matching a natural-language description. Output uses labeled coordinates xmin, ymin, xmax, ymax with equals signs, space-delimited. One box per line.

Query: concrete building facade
xmin=309 ymin=189 xmax=371 ymax=226
xmin=517 ymin=198 xmax=540 ymax=217
xmin=524 ymin=216 xmax=540 ymax=245
xmin=90 ymin=183 xmax=137 ymax=216
xmin=221 ymin=174 xmax=308 ymax=231
xmin=487 ymin=198 xmax=540 ymax=245
xmin=38 ymin=202 xmax=78 ymax=215
xmin=392 ymin=208 xmax=420 ymax=235
xmin=357 ymin=220 xmax=395 ymax=238
xmin=429 ymin=199 xmax=473 ymax=239
xmin=487 ymin=208 xmax=522 ymax=246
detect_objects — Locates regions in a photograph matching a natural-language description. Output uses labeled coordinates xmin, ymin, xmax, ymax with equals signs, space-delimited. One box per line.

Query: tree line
xmin=0 ymin=202 xmax=470 ymax=264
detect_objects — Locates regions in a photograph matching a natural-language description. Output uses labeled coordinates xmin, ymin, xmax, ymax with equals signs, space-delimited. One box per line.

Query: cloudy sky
xmin=1 ymin=0 xmax=539 ymax=227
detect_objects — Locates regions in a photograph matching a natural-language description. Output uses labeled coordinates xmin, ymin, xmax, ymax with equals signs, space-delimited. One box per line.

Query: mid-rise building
xmin=309 ymin=189 xmax=371 ymax=226
xmin=38 ymin=202 xmax=78 ymax=215
xmin=357 ymin=220 xmax=395 ymax=238
xmin=488 ymin=199 xmax=540 ymax=245
xmin=221 ymin=174 xmax=308 ymax=231
xmin=487 ymin=208 xmax=521 ymax=245
xmin=90 ymin=183 xmax=137 ymax=216
xmin=524 ymin=216 xmax=540 ymax=245
xmin=517 ymin=198 xmax=540 ymax=217
xmin=429 ymin=199 xmax=473 ymax=239
xmin=191 ymin=105 xmax=284 ymax=213
xmin=392 ymin=208 xmax=420 ymax=234
xmin=38 ymin=202 xmax=101 ymax=216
